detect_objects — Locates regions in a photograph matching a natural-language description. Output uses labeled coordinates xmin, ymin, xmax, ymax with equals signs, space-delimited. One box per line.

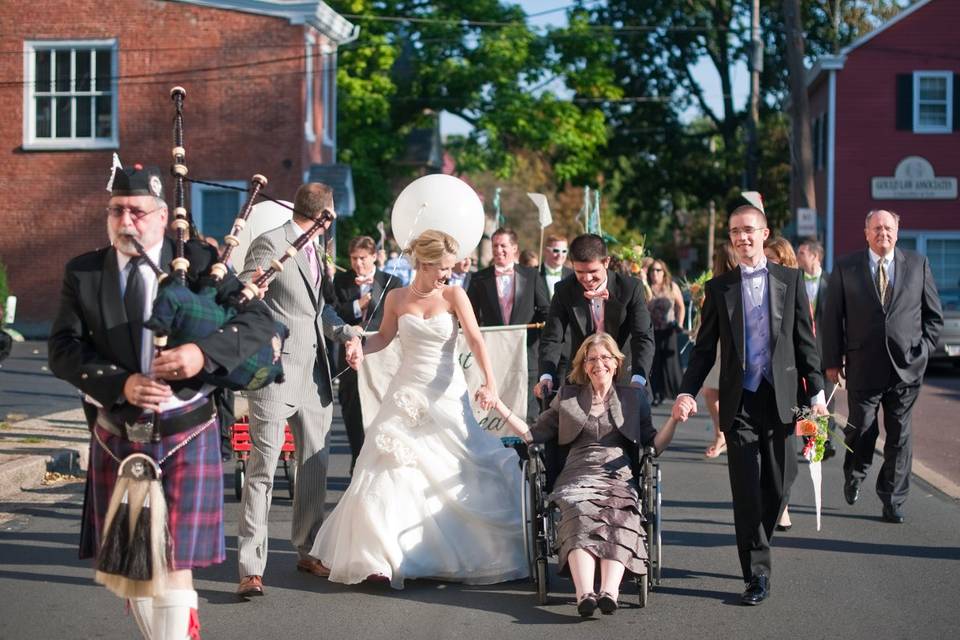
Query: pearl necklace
xmin=410 ymin=282 xmax=438 ymax=298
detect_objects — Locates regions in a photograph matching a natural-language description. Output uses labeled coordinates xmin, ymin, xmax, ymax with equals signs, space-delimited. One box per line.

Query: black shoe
xmin=597 ymin=591 xmax=619 ymax=615
xmin=577 ymin=593 xmax=598 ymax=618
xmin=843 ymin=477 xmax=861 ymax=505
xmin=881 ymin=504 xmax=905 ymax=524
xmin=741 ymin=575 xmax=769 ymax=606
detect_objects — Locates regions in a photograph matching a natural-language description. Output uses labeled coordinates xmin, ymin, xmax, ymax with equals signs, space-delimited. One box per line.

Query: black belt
xmin=97 ymin=398 xmax=216 ymax=442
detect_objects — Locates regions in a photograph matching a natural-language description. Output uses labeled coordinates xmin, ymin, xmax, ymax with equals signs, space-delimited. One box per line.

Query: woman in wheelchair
xmin=490 ymin=332 xmax=677 ymax=616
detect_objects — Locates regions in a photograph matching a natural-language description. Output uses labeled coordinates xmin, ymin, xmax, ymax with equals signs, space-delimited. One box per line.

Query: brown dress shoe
xmin=237 ymin=575 xmax=264 ymax=598
xmin=296 ymin=557 xmax=331 ymax=577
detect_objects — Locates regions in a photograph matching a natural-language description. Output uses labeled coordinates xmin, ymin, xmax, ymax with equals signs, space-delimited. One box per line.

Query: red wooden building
xmin=0 ymin=0 xmax=357 ymax=330
xmin=806 ymin=0 xmax=959 ymax=288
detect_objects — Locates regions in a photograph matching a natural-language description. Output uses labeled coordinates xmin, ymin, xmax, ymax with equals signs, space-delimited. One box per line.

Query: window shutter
xmin=896 ymin=74 xmax=913 ymax=131
xmin=954 ymin=73 xmax=959 ymax=131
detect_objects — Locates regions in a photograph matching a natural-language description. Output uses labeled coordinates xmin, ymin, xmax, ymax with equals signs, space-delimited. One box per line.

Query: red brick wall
xmin=833 ymin=0 xmax=960 ymax=258
xmin=0 ymin=0 xmax=315 ymax=324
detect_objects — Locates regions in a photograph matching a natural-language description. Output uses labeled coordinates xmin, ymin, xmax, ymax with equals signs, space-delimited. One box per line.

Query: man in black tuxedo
xmin=467 ymin=227 xmax=550 ymax=421
xmin=672 ymin=203 xmax=827 ymax=605
xmin=535 ymin=234 xmax=654 ymax=399
xmin=332 ymin=236 xmax=402 ymax=471
xmin=821 ymin=209 xmax=942 ymax=524
xmin=539 ymin=235 xmax=573 ymax=384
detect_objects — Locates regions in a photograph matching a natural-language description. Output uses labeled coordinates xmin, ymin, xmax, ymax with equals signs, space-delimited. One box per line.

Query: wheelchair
xmin=519 ymin=439 xmax=662 ymax=607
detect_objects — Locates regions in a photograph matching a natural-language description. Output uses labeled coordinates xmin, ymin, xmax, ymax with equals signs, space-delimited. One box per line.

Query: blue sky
xmin=440 ymin=0 xmax=748 ymax=138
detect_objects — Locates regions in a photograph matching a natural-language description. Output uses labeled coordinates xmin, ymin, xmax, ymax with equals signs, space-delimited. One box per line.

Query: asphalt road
xmin=1 ymin=403 xmax=958 ymax=640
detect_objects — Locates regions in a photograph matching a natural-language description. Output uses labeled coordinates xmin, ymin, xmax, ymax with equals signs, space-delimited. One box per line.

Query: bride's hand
xmin=474 ymin=385 xmax=497 ymax=410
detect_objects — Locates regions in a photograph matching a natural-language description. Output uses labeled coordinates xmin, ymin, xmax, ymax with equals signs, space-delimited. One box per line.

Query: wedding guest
xmin=647 ymin=259 xmax=685 ymax=405
xmin=468 ymin=227 xmax=550 ymax=421
xmin=540 ymin=235 xmax=572 ymax=300
xmin=536 ymin=234 xmax=654 ymax=402
xmin=822 ymin=209 xmax=942 ymax=524
xmin=702 ymin=242 xmax=738 ymax=458
xmin=332 ymin=236 xmax=402 ymax=472
xmin=496 ymin=332 xmax=678 ymax=617
xmin=520 ymin=249 xmax=539 ymax=269
xmin=673 ymin=199 xmax=826 ymax=605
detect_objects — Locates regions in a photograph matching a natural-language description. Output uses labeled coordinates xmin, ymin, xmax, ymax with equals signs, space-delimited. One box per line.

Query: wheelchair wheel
xmin=653 ymin=463 xmax=662 ymax=585
xmin=639 ymin=573 xmax=649 ymax=608
xmin=234 ymin=460 xmax=245 ymax=501
xmin=284 ymin=458 xmax=297 ymax=500
xmin=520 ymin=460 xmax=536 ymax=581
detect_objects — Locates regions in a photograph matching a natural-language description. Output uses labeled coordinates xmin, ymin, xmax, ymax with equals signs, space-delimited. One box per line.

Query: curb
xmin=0 ymin=447 xmax=87 ymax=500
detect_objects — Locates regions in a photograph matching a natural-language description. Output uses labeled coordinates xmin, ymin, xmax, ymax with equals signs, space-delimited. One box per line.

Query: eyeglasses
xmin=585 ymin=355 xmax=616 ymax=366
xmin=728 ymin=226 xmax=766 ymax=237
xmin=549 ymin=248 xmax=568 ymax=255
xmin=106 ymin=205 xmax=162 ymax=220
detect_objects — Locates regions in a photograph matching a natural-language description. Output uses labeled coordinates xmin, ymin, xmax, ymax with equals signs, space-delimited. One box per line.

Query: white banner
xmin=356 ymin=327 xmax=529 ymax=438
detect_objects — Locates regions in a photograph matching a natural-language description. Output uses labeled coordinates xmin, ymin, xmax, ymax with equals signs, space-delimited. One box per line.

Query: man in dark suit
xmin=332 ymin=235 xmax=402 ymax=471
xmin=535 ymin=234 xmax=654 ymax=400
xmin=796 ymin=238 xmax=837 ymax=460
xmin=821 ymin=209 xmax=942 ymax=524
xmin=539 ymin=234 xmax=574 ymax=386
xmin=467 ymin=227 xmax=550 ymax=421
xmin=672 ymin=202 xmax=827 ymax=605
xmin=48 ymin=165 xmax=276 ymax=637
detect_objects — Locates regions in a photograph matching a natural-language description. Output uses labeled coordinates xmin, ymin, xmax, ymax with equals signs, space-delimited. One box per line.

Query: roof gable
xmin=169 ymin=0 xmax=358 ymax=44
xmin=839 ymin=0 xmax=932 ymax=56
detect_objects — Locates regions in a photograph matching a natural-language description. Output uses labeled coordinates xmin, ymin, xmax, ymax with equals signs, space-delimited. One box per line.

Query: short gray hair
xmin=865 ymin=209 xmax=900 ymax=227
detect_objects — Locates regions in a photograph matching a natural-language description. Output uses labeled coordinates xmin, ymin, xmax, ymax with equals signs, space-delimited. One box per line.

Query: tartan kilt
xmin=80 ymin=417 xmax=225 ymax=570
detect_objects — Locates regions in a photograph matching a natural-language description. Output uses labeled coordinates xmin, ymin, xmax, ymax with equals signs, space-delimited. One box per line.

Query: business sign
xmin=796 ymin=207 xmax=818 ymax=236
xmin=871 ymin=156 xmax=957 ymax=200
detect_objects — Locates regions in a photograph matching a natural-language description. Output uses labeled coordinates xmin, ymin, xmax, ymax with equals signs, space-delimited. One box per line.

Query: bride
xmin=309 ymin=229 xmax=527 ymax=588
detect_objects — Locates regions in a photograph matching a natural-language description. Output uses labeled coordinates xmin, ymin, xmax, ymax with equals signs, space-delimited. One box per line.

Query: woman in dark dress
xmin=647 ymin=259 xmax=686 ymax=405
xmin=492 ymin=333 xmax=678 ymax=617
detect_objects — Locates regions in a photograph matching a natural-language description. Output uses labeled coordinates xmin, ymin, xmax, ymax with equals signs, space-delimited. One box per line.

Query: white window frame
xmin=320 ymin=43 xmax=336 ymax=149
xmin=912 ymin=70 xmax=953 ymax=134
xmin=189 ymin=180 xmax=246 ymax=239
xmin=304 ymin=33 xmax=316 ymax=143
xmin=897 ymin=230 xmax=960 ymax=288
xmin=22 ymin=39 xmax=118 ymax=150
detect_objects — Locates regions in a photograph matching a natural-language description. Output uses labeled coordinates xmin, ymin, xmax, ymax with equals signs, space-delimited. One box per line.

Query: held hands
xmin=152 ymin=344 xmax=205 ymax=381
xmin=344 ymin=337 xmax=364 ymax=370
xmin=671 ymin=395 xmax=698 ymax=422
xmin=123 ymin=374 xmax=172 ymax=412
xmin=474 ymin=384 xmax=498 ymax=410
xmin=533 ymin=378 xmax=553 ymax=399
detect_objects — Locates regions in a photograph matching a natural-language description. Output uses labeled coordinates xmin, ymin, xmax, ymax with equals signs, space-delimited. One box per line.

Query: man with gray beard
xmin=49 ymin=164 xmax=275 ymax=640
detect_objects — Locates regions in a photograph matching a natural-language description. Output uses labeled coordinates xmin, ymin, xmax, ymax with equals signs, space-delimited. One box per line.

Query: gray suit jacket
xmin=532 ymin=383 xmax=656 ymax=447
xmin=822 ymin=247 xmax=943 ymax=391
xmin=241 ymin=220 xmax=355 ymax=406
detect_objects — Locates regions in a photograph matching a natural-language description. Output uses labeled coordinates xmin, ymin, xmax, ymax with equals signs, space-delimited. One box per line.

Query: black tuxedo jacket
xmin=821 ymin=248 xmax=942 ymax=391
xmin=810 ymin=270 xmax=830 ymax=356
xmin=332 ymin=269 xmax=401 ymax=368
xmin=539 ymin=270 xmax=654 ymax=382
xmin=48 ymin=236 xmax=275 ymax=416
xmin=467 ymin=264 xmax=550 ymax=348
xmin=678 ymin=262 xmax=824 ymax=429
xmin=538 ymin=264 xmax=573 ymax=299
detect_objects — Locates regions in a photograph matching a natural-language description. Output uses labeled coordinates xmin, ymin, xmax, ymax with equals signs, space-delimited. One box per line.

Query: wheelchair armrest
xmin=528 ymin=443 xmax=545 ymax=457
xmin=643 ymin=444 xmax=659 ymax=459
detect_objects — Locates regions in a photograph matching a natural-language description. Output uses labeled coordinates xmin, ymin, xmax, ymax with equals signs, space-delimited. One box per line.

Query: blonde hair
xmin=764 ymin=236 xmax=798 ymax=268
xmin=568 ymin=332 xmax=625 ymax=385
xmin=407 ymin=229 xmax=459 ymax=268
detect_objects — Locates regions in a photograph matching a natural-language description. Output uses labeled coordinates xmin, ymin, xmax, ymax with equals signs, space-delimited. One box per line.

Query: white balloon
xmin=390 ymin=174 xmax=484 ymax=259
xmin=229 ymin=199 xmax=293 ymax=271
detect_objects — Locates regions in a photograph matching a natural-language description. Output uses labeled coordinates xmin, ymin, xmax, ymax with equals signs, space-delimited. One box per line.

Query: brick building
xmin=806 ymin=0 xmax=959 ymax=287
xmin=0 ymin=0 xmax=357 ymax=330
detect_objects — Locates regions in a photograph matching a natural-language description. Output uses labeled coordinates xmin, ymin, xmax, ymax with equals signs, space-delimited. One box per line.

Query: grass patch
xmin=5 ymin=413 xmax=28 ymax=423
xmin=18 ymin=437 xmax=44 ymax=444
xmin=0 ymin=422 xmax=12 ymax=430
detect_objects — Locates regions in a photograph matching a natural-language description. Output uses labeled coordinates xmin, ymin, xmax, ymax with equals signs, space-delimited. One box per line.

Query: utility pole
xmin=745 ymin=0 xmax=761 ymax=189
xmin=707 ymin=200 xmax=716 ymax=273
xmin=784 ymin=0 xmax=816 ymax=220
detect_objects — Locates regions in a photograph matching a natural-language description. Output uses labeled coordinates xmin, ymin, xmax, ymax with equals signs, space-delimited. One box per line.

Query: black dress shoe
xmin=843 ymin=477 xmax=861 ymax=505
xmin=882 ymin=504 xmax=905 ymax=523
xmin=822 ymin=439 xmax=837 ymax=461
xmin=577 ymin=593 xmax=598 ymax=618
xmin=597 ymin=591 xmax=619 ymax=615
xmin=741 ymin=575 xmax=769 ymax=605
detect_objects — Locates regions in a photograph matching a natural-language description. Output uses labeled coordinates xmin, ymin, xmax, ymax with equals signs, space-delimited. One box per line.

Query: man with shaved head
xmin=821 ymin=209 xmax=942 ymax=524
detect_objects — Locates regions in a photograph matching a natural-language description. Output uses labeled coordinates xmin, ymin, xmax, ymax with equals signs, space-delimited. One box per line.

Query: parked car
xmin=932 ymin=288 xmax=960 ymax=366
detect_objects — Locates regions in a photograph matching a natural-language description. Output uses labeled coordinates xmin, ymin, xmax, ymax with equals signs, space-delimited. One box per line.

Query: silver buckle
xmin=124 ymin=418 xmax=154 ymax=443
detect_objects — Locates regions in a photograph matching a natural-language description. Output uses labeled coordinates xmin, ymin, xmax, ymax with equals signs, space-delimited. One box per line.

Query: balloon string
xmin=331 ymin=202 xmax=426 ymax=382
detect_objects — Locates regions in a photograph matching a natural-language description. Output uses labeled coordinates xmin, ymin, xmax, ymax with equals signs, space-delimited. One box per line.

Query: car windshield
xmin=940 ymin=289 xmax=960 ymax=311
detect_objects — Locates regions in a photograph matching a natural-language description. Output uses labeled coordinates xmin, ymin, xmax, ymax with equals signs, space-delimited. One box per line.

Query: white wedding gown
xmin=310 ymin=312 xmax=528 ymax=588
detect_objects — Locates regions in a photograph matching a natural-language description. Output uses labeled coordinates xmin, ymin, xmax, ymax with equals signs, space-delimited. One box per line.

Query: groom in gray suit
xmin=237 ymin=183 xmax=363 ymax=597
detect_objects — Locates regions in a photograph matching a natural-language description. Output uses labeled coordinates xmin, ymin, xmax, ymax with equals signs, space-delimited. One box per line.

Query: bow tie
xmin=803 ymin=273 xmax=820 ymax=282
xmin=741 ymin=266 xmax=767 ymax=279
xmin=545 ymin=268 xmax=563 ymax=277
xmin=495 ymin=268 xmax=514 ymax=277
xmin=355 ymin=275 xmax=374 ymax=286
xmin=584 ymin=287 xmax=609 ymax=301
